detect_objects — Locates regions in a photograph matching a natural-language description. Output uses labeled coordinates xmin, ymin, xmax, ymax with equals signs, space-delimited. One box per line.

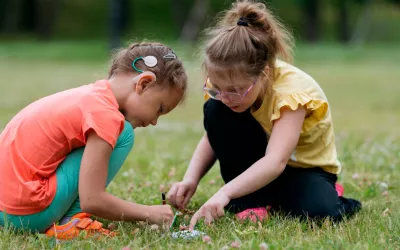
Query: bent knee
xmin=286 ymin=199 xmax=342 ymax=221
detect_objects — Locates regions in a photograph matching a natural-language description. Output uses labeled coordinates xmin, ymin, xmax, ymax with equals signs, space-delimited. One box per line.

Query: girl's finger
xmin=189 ymin=211 xmax=201 ymax=231
xmin=175 ymin=185 xmax=187 ymax=208
xmin=167 ymin=184 xmax=179 ymax=206
xmin=182 ymin=189 xmax=194 ymax=208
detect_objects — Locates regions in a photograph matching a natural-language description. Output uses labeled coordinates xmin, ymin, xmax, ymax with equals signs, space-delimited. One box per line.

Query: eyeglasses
xmin=203 ymin=77 xmax=257 ymax=103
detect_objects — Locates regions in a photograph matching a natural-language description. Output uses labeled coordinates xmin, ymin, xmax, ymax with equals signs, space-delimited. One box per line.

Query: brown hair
xmin=109 ymin=42 xmax=187 ymax=98
xmin=202 ymin=0 xmax=294 ymax=85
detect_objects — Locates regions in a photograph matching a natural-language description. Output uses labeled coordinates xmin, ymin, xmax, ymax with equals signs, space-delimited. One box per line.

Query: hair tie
xmin=237 ymin=17 xmax=248 ymax=26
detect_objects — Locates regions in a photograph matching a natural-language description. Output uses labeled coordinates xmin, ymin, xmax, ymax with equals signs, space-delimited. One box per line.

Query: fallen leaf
xmin=379 ymin=182 xmax=388 ymax=191
xmin=382 ymin=208 xmax=390 ymax=217
xmin=131 ymin=228 xmax=139 ymax=236
xmin=259 ymin=242 xmax=269 ymax=250
xmin=107 ymin=223 xmax=116 ymax=230
xmin=202 ymin=235 xmax=211 ymax=244
xmin=231 ymin=241 xmax=241 ymax=248
xmin=168 ymin=168 xmax=176 ymax=178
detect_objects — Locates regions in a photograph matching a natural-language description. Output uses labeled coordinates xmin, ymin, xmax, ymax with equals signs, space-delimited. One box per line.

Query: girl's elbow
xmin=276 ymin=157 xmax=288 ymax=174
xmin=80 ymin=193 xmax=101 ymax=214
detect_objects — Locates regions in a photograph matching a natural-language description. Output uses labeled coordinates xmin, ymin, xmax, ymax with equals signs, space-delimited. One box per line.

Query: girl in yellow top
xmin=168 ymin=0 xmax=361 ymax=228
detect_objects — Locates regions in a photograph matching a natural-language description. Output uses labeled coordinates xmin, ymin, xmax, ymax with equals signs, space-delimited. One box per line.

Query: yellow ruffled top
xmin=251 ymin=60 xmax=341 ymax=174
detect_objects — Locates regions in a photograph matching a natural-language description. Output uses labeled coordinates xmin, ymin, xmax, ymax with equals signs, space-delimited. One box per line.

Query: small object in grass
xmin=168 ymin=168 xmax=176 ymax=178
xmin=259 ymin=242 xmax=269 ymax=250
xmin=231 ymin=241 xmax=241 ymax=248
xmin=150 ymin=224 xmax=160 ymax=231
xmin=209 ymin=180 xmax=216 ymax=185
xmin=258 ymin=221 xmax=263 ymax=230
xmin=162 ymin=192 xmax=166 ymax=205
xmin=160 ymin=184 xmax=166 ymax=193
xmin=221 ymin=246 xmax=229 ymax=250
xmin=131 ymin=228 xmax=139 ymax=236
xmin=352 ymin=173 xmax=360 ymax=180
xmin=179 ymin=224 xmax=188 ymax=231
xmin=145 ymin=181 xmax=152 ymax=187
xmin=379 ymin=182 xmax=388 ymax=191
xmin=171 ymin=230 xmax=205 ymax=240
xmin=382 ymin=190 xmax=388 ymax=197
xmin=382 ymin=208 xmax=390 ymax=217
xmin=184 ymin=215 xmax=190 ymax=220
xmin=202 ymin=235 xmax=211 ymax=243
xmin=121 ymin=247 xmax=131 ymax=250
xmin=107 ymin=223 xmax=116 ymax=230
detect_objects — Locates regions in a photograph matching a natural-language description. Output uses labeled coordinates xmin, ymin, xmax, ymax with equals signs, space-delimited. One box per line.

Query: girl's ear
xmin=134 ymin=71 xmax=157 ymax=94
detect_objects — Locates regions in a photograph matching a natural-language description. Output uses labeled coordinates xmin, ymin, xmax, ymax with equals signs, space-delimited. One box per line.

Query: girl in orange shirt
xmin=0 ymin=42 xmax=187 ymax=240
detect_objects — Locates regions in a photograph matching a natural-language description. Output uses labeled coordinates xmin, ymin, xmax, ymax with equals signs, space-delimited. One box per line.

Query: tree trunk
xmin=109 ymin=0 xmax=129 ymax=50
xmin=301 ymin=0 xmax=320 ymax=42
xmin=350 ymin=0 xmax=374 ymax=45
xmin=337 ymin=0 xmax=350 ymax=43
xmin=35 ymin=0 xmax=58 ymax=40
xmin=179 ymin=0 xmax=209 ymax=42
xmin=171 ymin=0 xmax=187 ymax=36
xmin=1 ymin=0 xmax=23 ymax=34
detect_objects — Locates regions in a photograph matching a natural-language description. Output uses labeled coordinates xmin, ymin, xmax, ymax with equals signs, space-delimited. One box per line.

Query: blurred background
xmin=0 ymin=0 xmax=399 ymax=135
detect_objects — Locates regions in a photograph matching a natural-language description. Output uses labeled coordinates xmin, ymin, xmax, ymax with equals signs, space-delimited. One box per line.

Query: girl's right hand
xmin=147 ymin=205 xmax=175 ymax=226
xmin=167 ymin=179 xmax=198 ymax=209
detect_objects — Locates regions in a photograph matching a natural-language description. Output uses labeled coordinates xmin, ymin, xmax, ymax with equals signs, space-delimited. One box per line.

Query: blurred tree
xmin=299 ymin=0 xmax=320 ymax=42
xmin=350 ymin=0 xmax=374 ymax=45
xmin=171 ymin=0 xmax=189 ymax=36
xmin=1 ymin=0 xmax=23 ymax=34
xmin=110 ymin=0 xmax=129 ymax=50
xmin=337 ymin=0 xmax=350 ymax=43
xmin=36 ymin=0 xmax=59 ymax=40
xmin=179 ymin=0 xmax=209 ymax=42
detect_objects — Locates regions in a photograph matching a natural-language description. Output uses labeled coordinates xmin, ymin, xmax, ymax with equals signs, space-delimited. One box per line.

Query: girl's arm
xmin=183 ymin=133 xmax=216 ymax=184
xmin=79 ymin=130 xmax=173 ymax=225
xmin=220 ymin=106 xmax=306 ymax=199
xmin=167 ymin=133 xmax=216 ymax=208
xmin=189 ymin=106 xmax=306 ymax=229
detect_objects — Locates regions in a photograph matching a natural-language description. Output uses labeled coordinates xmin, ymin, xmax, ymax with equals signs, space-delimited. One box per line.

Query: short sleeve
xmin=271 ymin=92 xmax=328 ymax=131
xmin=203 ymin=100 xmax=210 ymax=131
xmin=82 ymin=109 xmax=125 ymax=148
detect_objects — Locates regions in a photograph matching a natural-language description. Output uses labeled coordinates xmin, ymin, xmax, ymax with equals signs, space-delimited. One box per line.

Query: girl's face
xmin=121 ymin=74 xmax=183 ymax=128
xmin=206 ymin=73 xmax=264 ymax=113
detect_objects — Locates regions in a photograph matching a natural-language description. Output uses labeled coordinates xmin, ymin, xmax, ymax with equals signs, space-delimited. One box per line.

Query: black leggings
xmin=204 ymin=99 xmax=361 ymax=222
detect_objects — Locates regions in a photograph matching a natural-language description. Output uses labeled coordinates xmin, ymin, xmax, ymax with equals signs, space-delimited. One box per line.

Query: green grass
xmin=0 ymin=41 xmax=399 ymax=249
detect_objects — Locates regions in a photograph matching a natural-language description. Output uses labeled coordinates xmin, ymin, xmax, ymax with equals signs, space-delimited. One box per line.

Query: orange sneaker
xmin=45 ymin=213 xmax=116 ymax=240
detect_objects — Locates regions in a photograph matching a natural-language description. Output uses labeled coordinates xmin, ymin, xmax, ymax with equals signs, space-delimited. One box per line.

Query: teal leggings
xmin=0 ymin=121 xmax=134 ymax=233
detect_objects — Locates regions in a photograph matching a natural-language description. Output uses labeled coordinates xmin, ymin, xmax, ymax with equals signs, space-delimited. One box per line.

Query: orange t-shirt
xmin=0 ymin=80 xmax=125 ymax=215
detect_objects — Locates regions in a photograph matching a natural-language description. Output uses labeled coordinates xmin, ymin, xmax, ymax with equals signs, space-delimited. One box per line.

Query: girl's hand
xmin=189 ymin=190 xmax=230 ymax=231
xmin=167 ymin=178 xmax=198 ymax=209
xmin=147 ymin=205 xmax=175 ymax=226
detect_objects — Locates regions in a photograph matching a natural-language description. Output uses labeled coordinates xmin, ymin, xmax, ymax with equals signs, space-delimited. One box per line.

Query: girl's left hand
xmin=189 ymin=190 xmax=230 ymax=231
